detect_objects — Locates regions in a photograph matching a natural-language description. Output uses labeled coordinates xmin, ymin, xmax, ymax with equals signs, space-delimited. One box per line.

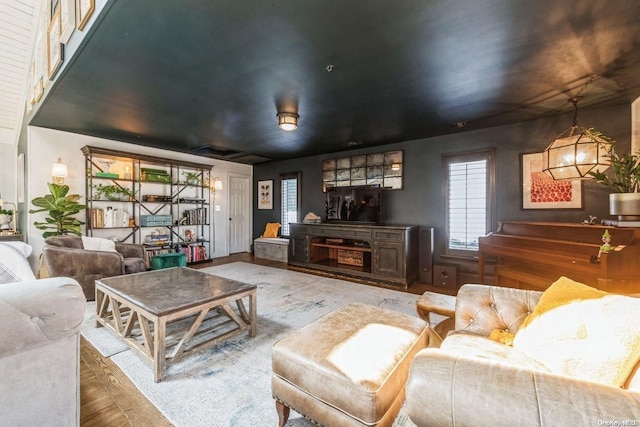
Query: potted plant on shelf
xmin=182 ymin=171 xmax=200 ymax=186
xmin=0 ymin=208 xmax=13 ymax=231
xmin=588 ymin=133 xmax=640 ymax=220
xmin=93 ymin=184 xmax=135 ymax=201
xmin=29 ymin=183 xmax=86 ymax=237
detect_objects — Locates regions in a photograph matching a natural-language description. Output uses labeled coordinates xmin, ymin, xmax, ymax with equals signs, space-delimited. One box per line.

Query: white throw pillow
xmin=81 ymin=235 xmax=117 ymax=252
xmin=0 ymin=242 xmax=36 ymax=283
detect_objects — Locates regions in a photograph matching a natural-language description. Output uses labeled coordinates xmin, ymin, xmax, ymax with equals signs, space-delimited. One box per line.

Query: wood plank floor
xmin=80 ymin=253 xmax=455 ymax=426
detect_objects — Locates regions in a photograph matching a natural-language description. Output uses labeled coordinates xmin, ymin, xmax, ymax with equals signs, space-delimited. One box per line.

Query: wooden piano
xmin=478 ymin=221 xmax=640 ymax=294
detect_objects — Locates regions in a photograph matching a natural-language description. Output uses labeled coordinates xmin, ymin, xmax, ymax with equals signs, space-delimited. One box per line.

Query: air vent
xmin=190 ymin=145 xmax=243 ymax=157
xmin=226 ymin=154 xmax=272 ymax=165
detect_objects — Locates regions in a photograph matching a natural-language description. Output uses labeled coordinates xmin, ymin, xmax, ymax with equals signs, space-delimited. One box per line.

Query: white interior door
xmin=229 ymin=175 xmax=251 ymax=253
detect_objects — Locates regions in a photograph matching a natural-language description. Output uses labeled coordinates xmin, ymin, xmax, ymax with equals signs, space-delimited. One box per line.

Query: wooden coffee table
xmin=95 ymin=267 xmax=257 ymax=382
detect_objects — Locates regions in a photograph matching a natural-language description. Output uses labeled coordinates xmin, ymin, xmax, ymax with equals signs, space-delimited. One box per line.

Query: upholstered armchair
xmin=406 ymin=281 xmax=640 ymax=426
xmin=43 ymin=235 xmax=146 ymax=300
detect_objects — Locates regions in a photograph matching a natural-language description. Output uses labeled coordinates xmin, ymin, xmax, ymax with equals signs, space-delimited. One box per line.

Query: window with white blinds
xmin=280 ymin=172 xmax=301 ymax=237
xmin=444 ymin=150 xmax=495 ymax=255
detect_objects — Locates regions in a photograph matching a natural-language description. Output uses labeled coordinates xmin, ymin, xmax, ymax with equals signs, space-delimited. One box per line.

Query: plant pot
xmin=609 ymin=193 xmax=640 ymax=220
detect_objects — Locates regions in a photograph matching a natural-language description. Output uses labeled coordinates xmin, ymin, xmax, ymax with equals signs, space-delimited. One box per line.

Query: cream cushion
xmin=81 ymin=235 xmax=117 ymax=252
xmin=513 ymin=276 xmax=640 ymax=387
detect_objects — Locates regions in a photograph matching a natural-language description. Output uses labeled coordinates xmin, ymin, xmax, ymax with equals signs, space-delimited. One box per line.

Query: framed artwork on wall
xmin=76 ymin=0 xmax=95 ymax=31
xmin=47 ymin=7 xmax=64 ymax=79
xmin=60 ymin=0 xmax=76 ymax=43
xmin=521 ymin=152 xmax=583 ymax=210
xmin=257 ymin=180 xmax=273 ymax=210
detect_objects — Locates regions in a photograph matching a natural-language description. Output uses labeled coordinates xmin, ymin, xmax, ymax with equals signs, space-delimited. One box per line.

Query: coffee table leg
xmin=154 ymin=317 xmax=166 ymax=382
xmin=250 ymin=292 xmax=257 ymax=337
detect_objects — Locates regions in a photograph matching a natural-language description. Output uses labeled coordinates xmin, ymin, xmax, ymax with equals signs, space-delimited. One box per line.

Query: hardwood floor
xmin=79 ymin=253 xmax=454 ymax=426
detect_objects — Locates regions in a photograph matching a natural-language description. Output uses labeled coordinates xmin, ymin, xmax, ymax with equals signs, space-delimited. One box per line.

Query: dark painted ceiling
xmin=31 ymin=0 xmax=640 ymax=164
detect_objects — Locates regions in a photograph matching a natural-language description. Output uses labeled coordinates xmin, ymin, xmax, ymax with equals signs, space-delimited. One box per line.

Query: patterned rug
xmin=81 ymin=262 xmax=421 ymax=427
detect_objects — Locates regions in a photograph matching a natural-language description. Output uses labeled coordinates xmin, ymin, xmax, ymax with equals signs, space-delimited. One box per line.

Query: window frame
xmin=279 ymin=171 xmax=301 ymax=238
xmin=442 ymin=148 xmax=496 ymax=258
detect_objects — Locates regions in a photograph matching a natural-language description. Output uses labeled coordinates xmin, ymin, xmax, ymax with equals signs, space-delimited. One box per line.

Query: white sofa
xmin=0 ymin=242 xmax=86 ymax=426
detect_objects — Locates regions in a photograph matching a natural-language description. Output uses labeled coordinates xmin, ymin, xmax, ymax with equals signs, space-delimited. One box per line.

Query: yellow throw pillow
xmin=489 ymin=329 xmax=515 ymax=346
xmin=513 ymin=276 xmax=640 ymax=387
xmin=262 ymin=222 xmax=281 ymax=238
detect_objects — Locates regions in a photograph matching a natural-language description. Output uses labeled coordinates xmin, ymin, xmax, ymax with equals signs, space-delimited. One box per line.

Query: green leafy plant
xmin=587 ymin=130 xmax=640 ymax=193
xmin=182 ymin=171 xmax=200 ymax=184
xmin=93 ymin=183 xmax=135 ymax=201
xmin=29 ymin=183 xmax=87 ymax=238
xmin=0 ymin=209 xmax=13 ymax=215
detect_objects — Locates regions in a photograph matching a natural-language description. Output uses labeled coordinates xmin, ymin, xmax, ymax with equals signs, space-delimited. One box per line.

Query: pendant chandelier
xmin=542 ymin=97 xmax=611 ymax=180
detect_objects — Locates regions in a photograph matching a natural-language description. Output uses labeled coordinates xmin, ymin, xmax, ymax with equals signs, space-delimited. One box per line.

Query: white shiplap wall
xmin=0 ymin=0 xmax=38 ymax=144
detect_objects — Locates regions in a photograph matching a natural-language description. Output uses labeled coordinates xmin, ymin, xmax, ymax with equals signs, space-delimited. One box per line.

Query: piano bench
xmin=416 ymin=291 xmax=456 ymax=347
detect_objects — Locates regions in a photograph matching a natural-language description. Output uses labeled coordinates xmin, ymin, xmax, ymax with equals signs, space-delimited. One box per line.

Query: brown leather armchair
xmin=43 ymin=235 xmax=146 ymax=300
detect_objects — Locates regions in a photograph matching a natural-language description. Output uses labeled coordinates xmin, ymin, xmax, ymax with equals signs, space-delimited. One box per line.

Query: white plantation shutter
xmin=448 ymin=160 xmax=486 ymax=251
xmin=445 ymin=150 xmax=495 ymax=255
xmin=280 ymin=175 xmax=299 ymax=236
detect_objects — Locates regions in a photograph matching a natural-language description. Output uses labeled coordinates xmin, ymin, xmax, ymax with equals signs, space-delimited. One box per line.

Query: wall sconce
xmin=277 ymin=112 xmax=299 ymax=131
xmin=391 ymin=163 xmax=401 ymax=171
xmin=211 ymin=177 xmax=223 ymax=195
xmin=51 ymin=158 xmax=68 ymax=184
xmin=542 ymin=97 xmax=611 ymax=180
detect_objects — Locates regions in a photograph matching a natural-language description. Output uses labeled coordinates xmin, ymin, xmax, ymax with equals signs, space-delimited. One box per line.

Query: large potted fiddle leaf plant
xmin=29 ymin=183 xmax=87 ymax=238
xmin=588 ymin=132 xmax=640 ymax=220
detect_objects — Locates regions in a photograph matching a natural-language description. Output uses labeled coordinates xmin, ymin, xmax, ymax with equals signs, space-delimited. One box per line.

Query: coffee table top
xmin=96 ymin=267 xmax=256 ymax=315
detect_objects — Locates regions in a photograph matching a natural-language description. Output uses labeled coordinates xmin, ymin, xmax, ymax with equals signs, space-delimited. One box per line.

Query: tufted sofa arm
xmin=0 ymin=277 xmax=86 ymax=358
xmin=453 ymin=284 xmax=542 ymax=337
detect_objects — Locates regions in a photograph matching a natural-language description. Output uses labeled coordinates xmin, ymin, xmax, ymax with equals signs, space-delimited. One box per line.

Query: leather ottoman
xmin=271 ymin=303 xmax=428 ymax=426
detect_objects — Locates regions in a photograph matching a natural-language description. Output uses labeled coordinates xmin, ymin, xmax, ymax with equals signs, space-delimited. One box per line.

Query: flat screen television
xmin=325 ymin=185 xmax=383 ymax=224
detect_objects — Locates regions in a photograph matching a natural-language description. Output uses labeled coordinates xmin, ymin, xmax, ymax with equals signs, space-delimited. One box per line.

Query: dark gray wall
xmin=254 ymin=103 xmax=630 ymax=276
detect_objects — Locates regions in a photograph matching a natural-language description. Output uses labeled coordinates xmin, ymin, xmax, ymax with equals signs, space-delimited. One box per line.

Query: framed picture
xmin=76 ymin=0 xmax=95 ymax=31
xmin=60 ymin=0 xmax=76 ymax=43
xmin=257 ymin=180 xmax=273 ymax=210
xmin=47 ymin=7 xmax=64 ymax=79
xmin=521 ymin=152 xmax=583 ymax=210
xmin=183 ymin=227 xmax=196 ymax=242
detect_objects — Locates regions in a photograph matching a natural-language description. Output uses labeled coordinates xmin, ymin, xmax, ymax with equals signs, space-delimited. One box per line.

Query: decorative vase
xmin=609 ymin=193 xmax=640 ymax=220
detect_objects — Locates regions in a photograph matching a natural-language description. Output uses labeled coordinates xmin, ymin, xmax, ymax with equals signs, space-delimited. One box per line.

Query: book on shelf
xmin=600 ymin=219 xmax=640 ymax=227
xmin=89 ymin=208 xmax=130 ymax=228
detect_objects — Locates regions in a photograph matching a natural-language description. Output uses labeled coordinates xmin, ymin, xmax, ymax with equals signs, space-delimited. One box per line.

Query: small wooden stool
xmin=271 ymin=303 xmax=428 ymax=427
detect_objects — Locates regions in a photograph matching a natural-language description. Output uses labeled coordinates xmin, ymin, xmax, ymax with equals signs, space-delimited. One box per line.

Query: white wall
xmin=0 ymin=129 xmax=17 ymax=202
xmin=27 ymin=126 xmax=252 ymax=269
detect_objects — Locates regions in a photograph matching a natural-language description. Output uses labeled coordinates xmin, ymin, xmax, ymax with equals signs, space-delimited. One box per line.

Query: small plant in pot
xmin=182 ymin=171 xmax=200 ymax=185
xmin=588 ymin=134 xmax=640 ymax=220
xmin=93 ymin=184 xmax=135 ymax=201
xmin=0 ymin=208 xmax=13 ymax=231
xmin=29 ymin=183 xmax=86 ymax=237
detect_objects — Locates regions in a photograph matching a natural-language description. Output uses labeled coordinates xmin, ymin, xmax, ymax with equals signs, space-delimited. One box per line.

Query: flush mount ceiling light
xmin=277 ymin=112 xmax=299 ymax=131
xmin=542 ymin=97 xmax=611 ymax=180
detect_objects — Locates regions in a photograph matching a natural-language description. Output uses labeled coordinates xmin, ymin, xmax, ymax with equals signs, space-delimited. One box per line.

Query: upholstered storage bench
xmin=253 ymin=237 xmax=289 ymax=262
xmin=271 ymin=303 xmax=428 ymax=426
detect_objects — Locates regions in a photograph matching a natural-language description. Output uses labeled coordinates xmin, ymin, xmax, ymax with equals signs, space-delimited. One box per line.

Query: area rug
xmin=81 ymin=262 xmax=421 ymax=426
